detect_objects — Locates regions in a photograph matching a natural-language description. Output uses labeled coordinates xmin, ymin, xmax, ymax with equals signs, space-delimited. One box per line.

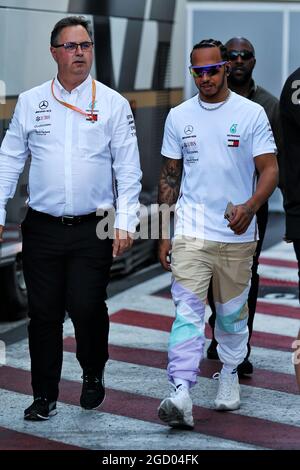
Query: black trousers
xmin=208 ymin=202 xmax=269 ymax=358
xmin=22 ymin=209 xmax=113 ymax=402
xmin=293 ymin=239 xmax=300 ymax=302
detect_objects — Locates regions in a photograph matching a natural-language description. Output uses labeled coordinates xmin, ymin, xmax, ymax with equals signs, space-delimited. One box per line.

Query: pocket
xmin=171 ymin=237 xmax=187 ymax=269
xmin=251 ymin=241 xmax=258 ymax=257
xmin=20 ymin=210 xmax=30 ymax=232
xmin=78 ymin=121 xmax=106 ymax=155
xmin=242 ymin=241 xmax=258 ymax=260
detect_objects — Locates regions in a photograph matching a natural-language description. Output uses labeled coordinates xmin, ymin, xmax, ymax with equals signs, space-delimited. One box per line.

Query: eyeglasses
xmin=227 ymin=50 xmax=254 ymax=61
xmin=189 ymin=61 xmax=227 ymax=78
xmin=53 ymin=41 xmax=94 ymax=52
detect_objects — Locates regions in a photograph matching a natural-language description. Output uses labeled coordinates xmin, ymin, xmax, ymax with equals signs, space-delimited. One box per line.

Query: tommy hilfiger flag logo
xmin=228 ymin=139 xmax=240 ymax=147
xmin=86 ymin=113 xmax=98 ymax=122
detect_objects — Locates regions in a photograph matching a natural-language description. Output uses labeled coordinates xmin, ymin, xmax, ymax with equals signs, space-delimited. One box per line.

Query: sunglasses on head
xmin=227 ymin=50 xmax=254 ymax=60
xmin=189 ymin=61 xmax=227 ymax=78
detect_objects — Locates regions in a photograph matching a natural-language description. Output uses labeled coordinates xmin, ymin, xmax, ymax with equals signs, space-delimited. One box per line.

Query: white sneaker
xmin=214 ymin=372 xmax=240 ymax=411
xmin=158 ymin=384 xmax=194 ymax=429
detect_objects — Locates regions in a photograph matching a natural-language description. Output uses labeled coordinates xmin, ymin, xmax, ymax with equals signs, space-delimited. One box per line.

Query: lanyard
xmin=51 ymin=78 xmax=96 ymax=121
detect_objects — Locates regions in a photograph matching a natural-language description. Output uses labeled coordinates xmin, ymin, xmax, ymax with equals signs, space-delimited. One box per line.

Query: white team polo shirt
xmin=0 ymin=75 xmax=142 ymax=232
xmin=161 ymin=91 xmax=276 ymax=242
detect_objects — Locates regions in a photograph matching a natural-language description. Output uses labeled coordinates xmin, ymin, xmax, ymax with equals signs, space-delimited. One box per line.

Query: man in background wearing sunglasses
xmin=206 ymin=37 xmax=283 ymax=378
xmin=157 ymin=39 xmax=278 ymax=429
xmin=0 ymin=16 xmax=142 ymax=420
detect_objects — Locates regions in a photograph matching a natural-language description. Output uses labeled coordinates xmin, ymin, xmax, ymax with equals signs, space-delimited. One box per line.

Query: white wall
xmin=0 ymin=0 xmax=69 ymax=11
xmin=0 ymin=8 xmax=96 ymax=95
xmin=168 ymin=0 xmax=186 ymax=89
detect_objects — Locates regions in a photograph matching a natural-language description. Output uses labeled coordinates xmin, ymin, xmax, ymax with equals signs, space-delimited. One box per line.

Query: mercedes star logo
xmin=184 ymin=125 xmax=193 ymax=135
xmin=39 ymin=100 xmax=49 ymax=110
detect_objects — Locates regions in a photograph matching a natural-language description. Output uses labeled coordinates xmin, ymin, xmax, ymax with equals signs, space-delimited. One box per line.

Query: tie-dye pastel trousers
xmin=168 ymin=237 xmax=257 ymax=386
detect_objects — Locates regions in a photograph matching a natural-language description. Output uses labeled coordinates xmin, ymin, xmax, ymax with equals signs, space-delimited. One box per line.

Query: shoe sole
xmin=237 ymin=365 xmax=253 ymax=377
xmin=214 ymin=401 xmax=240 ymax=411
xmin=238 ymin=371 xmax=253 ymax=378
xmin=24 ymin=409 xmax=57 ymax=421
xmin=80 ymin=393 xmax=106 ymax=410
xmin=158 ymin=399 xmax=194 ymax=429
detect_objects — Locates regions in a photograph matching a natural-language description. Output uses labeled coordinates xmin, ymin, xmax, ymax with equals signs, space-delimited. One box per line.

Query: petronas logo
xmin=230 ymin=123 xmax=238 ymax=134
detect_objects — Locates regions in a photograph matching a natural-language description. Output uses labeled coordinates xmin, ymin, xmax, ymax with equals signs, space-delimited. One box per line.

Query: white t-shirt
xmin=161 ymin=91 xmax=276 ymax=242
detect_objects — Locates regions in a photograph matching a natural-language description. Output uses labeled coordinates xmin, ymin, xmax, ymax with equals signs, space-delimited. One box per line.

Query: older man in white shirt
xmin=0 ymin=16 xmax=142 ymax=421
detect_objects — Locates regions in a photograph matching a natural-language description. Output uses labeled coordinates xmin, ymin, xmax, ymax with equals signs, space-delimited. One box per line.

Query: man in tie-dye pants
xmin=157 ymin=39 xmax=278 ymax=429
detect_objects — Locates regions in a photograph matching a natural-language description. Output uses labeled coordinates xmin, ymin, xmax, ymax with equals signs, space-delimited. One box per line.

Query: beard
xmin=229 ymin=67 xmax=253 ymax=86
xmin=199 ymin=69 xmax=227 ymax=99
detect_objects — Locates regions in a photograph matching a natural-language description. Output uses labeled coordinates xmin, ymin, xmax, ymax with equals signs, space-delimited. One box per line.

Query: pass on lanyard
xmin=51 ymin=78 xmax=97 ymax=121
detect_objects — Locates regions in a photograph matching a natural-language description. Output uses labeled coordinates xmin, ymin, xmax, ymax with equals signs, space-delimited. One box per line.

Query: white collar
xmin=54 ymin=74 xmax=92 ymax=95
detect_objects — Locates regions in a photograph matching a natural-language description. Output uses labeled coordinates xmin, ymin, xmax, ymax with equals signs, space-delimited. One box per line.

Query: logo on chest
xmin=227 ymin=123 xmax=240 ymax=148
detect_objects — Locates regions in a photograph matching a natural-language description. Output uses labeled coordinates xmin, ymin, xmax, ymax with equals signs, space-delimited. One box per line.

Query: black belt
xmin=28 ymin=207 xmax=99 ymax=226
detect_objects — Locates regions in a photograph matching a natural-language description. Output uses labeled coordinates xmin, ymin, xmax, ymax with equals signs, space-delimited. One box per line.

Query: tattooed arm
xmin=158 ymin=157 xmax=183 ymax=271
xmin=158 ymin=157 xmax=183 ymax=205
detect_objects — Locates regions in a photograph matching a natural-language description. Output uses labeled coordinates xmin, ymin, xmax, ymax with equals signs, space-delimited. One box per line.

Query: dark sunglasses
xmin=227 ymin=50 xmax=254 ymax=61
xmin=189 ymin=61 xmax=227 ymax=78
